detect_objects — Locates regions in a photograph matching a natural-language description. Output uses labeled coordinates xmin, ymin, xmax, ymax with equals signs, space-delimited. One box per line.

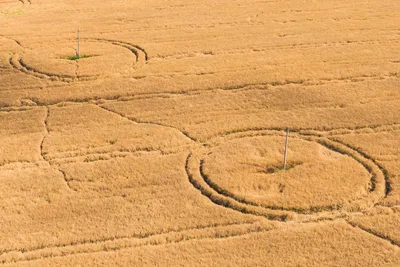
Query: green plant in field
xmin=263 ymin=161 xmax=303 ymax=174
xmin=66 ymin=54 xmax=91 ymax=61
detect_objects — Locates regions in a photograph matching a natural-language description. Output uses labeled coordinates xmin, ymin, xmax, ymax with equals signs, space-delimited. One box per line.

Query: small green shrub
xmin=66 ymin=54 xmax=91 ymax=61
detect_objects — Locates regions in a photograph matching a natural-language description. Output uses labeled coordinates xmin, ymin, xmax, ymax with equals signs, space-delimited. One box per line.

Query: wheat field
xmin=0 ymin=0 xmax=399 ymax=266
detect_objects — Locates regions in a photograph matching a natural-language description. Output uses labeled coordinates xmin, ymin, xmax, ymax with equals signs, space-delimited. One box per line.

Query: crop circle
xmin=203 ymin=135 xmax=371 ymax=210
xmin=9 ymin=39 xmax=147 ymax=82
xmin=187 ymin=131 xmax=387 ymax=221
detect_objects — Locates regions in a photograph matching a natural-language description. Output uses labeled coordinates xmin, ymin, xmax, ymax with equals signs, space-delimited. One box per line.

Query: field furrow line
xmin=185 ymin=153 xmax=292 ymax=221
xmin=199 ymin=158 xmax=339 ymax=214
xmin=213 ymin=122 xmax=400 ymax=142
xmin=347 ymin=221 xmax=400 ymax=248
xmin=187 ymin=129 xmax=389 ymax=223
xmin=97 ymin=104 xmax=197 ymax=142
xmin=48 ymin=148 xmax=187 ymax=165
xmin=328 ymin=137 xmax=392 ymax=196
xmin=0 ymin=221 xmax=264 ymax=264
xmin=39 ymin=107 xmax=75 ymax=192
xmin=207 ymin=134 xmax=381 ymax=210
xmin=92 ymin=38 xmax=148 ymax=63
xmin=2 ymin=71 xmax=398 ymax=107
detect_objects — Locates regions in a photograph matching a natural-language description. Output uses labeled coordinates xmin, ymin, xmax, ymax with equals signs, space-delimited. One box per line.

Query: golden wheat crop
xmin=0 ymin=0 xmax=399 ymax=265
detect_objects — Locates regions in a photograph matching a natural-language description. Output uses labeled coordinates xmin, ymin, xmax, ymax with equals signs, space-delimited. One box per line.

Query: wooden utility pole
xmin=283 ymin=128 xmax=289 ymax=170
xmin=77 ymin=30 xmax=80 ymax=57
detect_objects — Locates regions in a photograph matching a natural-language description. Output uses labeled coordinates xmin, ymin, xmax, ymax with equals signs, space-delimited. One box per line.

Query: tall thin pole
xmin=283 ymin=128 xmax=289 ymax=170
xmin=77 ymin=30 xmax=80 ymax=58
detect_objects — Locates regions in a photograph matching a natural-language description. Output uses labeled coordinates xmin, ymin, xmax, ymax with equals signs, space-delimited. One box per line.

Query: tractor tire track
xmin=6 ymin=38 xmax=147 ymax=83
xmin=186 ymin=153 xmax=292 ymax=222
xmin=328 ymin=137 xmax=392 ymax=196
xmin=187 ymin=130 xmax=387 ymax=221
xmin=9 ymin=55 xmax=74 ymax=82
xmin=97 ymin=104 xmax=197 ymax=142
xmin=92 ymin=38 xmax=148 ymax=62
xmin=347 ymin=221 xmax=400 ymax=248
xmin=40 ymin=106 xmax=75 ymax=192
xmin=199 ymin=158 xmax=338 ymax=214
xmin=0 ymin=221 xmax=266 ymax=264
xmin=2 ymin=70 xmax=398 ymax=106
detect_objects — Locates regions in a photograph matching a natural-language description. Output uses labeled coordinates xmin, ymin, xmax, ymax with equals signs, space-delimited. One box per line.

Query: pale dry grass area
xmin=0 ymin=0 xmax=399 ymax=266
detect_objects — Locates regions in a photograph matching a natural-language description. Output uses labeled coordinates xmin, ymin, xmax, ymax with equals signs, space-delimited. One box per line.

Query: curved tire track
xmin=7 ymin=38 xmax=147 ymax=82
xmin=187 ymin=130 xmax=387 ymax=221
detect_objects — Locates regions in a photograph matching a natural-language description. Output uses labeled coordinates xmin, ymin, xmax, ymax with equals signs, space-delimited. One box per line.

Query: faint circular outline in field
xmin=186 ymin=130 xmax=387 ymax=222
xmin=8 ymin=38 xmax=148 ymax=82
